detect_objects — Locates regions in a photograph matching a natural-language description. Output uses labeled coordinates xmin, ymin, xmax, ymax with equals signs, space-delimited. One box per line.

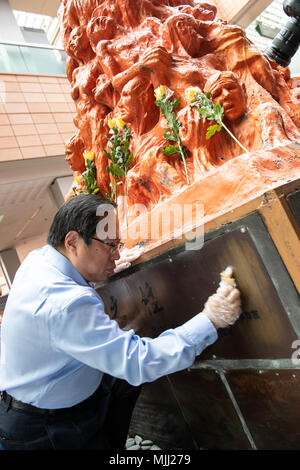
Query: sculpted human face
xmin=67 ymin=26 xmax=93 ymax=62
xmin=87 ymin=16 xmax=116 ymax=52
xmin=175 ymin=16 xmax=203 ymax=57
xmin=210 ymin=76 xmax=246 ymax=121
xmin=117 ymin=77 xmax=149 ymax=125
xmin=118 ymin=84 xmax=133 ymax=122
xmin=65 ymin=133 xmax=85 ymax=172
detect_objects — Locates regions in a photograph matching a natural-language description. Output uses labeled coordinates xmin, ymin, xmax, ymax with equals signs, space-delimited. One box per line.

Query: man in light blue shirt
xmin=0 ymin=194 xmax=241 ymax=450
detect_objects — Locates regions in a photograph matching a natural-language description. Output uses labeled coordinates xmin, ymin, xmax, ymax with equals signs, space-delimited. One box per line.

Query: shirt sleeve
xmin=50 ymin=292 xmax=218 ymax=386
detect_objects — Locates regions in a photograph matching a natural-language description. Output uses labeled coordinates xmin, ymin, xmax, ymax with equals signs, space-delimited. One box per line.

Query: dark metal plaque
xmin=97 ymin=212 xmax=298 ymax=359
xmin=287 ymin=189 xmax=300 ymax=227
xmin=166 ymin=370 xmax=252 ymax=450
xmin=227 ymin=370 xmax=300 ymax=450
xmin=128 ymin=376 xmax=197 ymax=450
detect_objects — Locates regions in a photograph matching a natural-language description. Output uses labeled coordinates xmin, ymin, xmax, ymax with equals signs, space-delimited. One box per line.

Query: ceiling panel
xmin=9 ymin=0 xmax=60 ymax=18
xmin=0 ymin=178 xmax=49 ymax=207
xmin=0 ymin=176 xmax=58 ymax=251
xmin=0 ymin=157 xmax=71 ymax=252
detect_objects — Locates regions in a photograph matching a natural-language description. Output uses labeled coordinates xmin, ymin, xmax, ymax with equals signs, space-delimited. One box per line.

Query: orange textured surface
xmin=60 ymin=0 xmax=300 ymax=241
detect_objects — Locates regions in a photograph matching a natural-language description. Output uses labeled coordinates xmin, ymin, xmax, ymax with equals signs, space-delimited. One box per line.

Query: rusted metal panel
xmin=98 ymin=213 xmax=298 ymax=360
xmin=226 ymin=370 xmax=300 ymax=450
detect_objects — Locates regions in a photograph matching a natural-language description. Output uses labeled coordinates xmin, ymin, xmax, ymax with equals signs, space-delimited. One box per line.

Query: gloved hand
xmin=114 ymin=246 xmax=145 ymax=273
xmin=203 ymin=267 xmax=242 ymax=329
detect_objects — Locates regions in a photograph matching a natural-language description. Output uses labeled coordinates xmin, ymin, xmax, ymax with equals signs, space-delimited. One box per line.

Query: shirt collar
xmin=43 ymin=244 xmax=92 ymax=288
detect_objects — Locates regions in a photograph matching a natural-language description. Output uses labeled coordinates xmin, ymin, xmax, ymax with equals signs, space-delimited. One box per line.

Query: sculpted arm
xmin=112 ymin=45 xmax=172 ymax=91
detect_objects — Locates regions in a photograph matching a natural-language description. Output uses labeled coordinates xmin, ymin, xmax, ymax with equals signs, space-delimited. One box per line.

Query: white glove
xmin=114 ymin=246 xmax=145 ymax=273
xmin=203 ymin=267 xmax=242 ymax=329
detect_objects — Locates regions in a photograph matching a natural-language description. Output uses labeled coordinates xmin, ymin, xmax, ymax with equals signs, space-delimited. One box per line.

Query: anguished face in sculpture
xmin=179 ymin=3 xmax=217 ymax=22
xmin=87 ymin=16 xmax=117 ymax=52
xmin=163 ymin=14 xmax=204 ymax=58
xmin=67 ymin=26 xmax=94 ymax=62
xmin=117 ymin=76 xmax=158 ymax=133
xmin=205 ymin=72 xmax=247 ymax=121
xmin=65 ymin=132 xmax=86 ymax=172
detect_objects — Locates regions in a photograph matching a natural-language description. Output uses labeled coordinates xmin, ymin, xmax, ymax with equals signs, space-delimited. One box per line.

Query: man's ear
xmin=64 ymin=231 xmax=80 ymax=254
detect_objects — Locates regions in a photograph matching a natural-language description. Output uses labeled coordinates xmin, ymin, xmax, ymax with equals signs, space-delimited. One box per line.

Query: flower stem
xmin=114 ymin=178 xmax=117 ymax=203
xmin=173 ymin=128 xmax=190 ymax=185
xmin=178 ymin=141 xmax=190 ymax=185
xmin=221 ymin=122 xmax=248 ymax=154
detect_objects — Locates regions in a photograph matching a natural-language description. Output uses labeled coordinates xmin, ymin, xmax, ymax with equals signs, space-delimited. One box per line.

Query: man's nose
xmin=111 ymin=249 xmax=121 ymax=261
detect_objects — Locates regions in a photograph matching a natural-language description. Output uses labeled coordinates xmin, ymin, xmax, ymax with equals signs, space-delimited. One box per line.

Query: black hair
xmin=47 ymin=194 xmax=117 ymax=248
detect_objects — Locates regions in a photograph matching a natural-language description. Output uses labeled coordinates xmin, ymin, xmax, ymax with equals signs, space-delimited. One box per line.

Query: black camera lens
xmin=264 ymin=0 xmax=300 ymax=67
xmin=265 ymin=16 xmax=300 ymax=67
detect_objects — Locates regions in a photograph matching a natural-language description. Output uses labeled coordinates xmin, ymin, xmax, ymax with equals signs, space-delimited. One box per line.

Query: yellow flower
xmin=116 ymin=117 xmax=126 ymax=129
xmin=154 ymin=85 xmax=167 ymax=100
xmin=75 ymin=176 xmax=81 ymax=185
xmin=83 ymin=150 xmax=95 ymax=162
xmin=108 ymin=118 xmax=116 ymax=129
xmin=154 ymin=85 xmax=174 ymax=101
xmin=108 ymin=117 xmax=126 ymax=129
xmin=185 ymin=87 xmax=202 ymax=103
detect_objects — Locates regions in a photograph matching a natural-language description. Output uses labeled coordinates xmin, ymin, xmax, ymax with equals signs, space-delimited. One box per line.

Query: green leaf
xmin=192 ymin=92 xmax=224 ymax=125
xmin=163 ymin=132 xmax=177 ymax=141
xmin=213 ymin=102 xmax=224 ymax=123
xmin=155 ymin=90 xmax=190 ymax=185
xmin=108 ymin=163 xmax=125 ymax=177
xmin=206 ymin=124 xmax=222 ymax=139
xmin=197 ymin=106 xmax=212 ymax=119
xmin=103 ymin=147 xmax=112 ymax=160
xmin=171 ymin=97 xmax=181 ymax=108
xmin=103 ymin=124 xmax=134 ymax=211
xmin=162 ymin=144 xmax=179 ymax=156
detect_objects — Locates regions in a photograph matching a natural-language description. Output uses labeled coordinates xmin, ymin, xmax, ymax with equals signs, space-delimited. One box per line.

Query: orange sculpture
xmin=59 ymin=0 xmax=300 ymax=244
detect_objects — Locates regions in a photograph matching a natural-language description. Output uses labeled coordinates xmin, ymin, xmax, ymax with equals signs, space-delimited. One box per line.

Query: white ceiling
xmin=0 ymin=157 xmax=72 ymax=253
xmin=0 ymin=177 xmax=56 ymax=249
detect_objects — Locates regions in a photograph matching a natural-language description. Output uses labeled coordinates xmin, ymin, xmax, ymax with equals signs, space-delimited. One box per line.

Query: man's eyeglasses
xmin=91 ymin=237 xmax=124 ymax=253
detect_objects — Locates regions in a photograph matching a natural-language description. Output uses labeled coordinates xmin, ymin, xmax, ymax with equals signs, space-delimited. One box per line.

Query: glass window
xmin=0 ymin=43 xmax=66 ymax=75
